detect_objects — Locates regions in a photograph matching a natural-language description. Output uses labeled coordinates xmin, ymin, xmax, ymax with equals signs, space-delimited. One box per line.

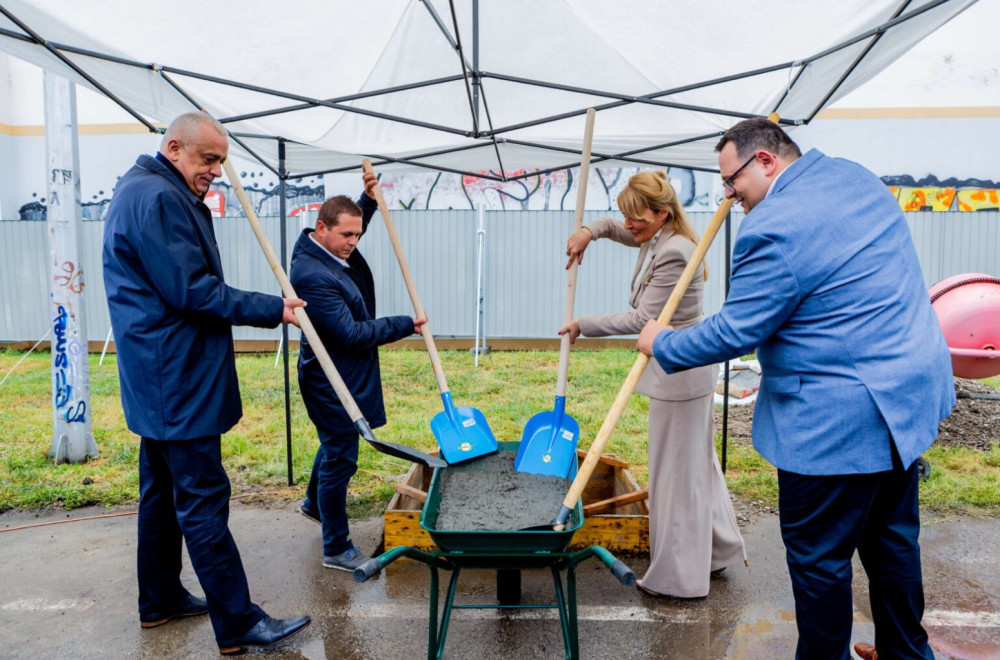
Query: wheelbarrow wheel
xmin=497 ymin=569 xmax=521 ymax=605
xmin=916 ymin=456 xmax=931 ymax=481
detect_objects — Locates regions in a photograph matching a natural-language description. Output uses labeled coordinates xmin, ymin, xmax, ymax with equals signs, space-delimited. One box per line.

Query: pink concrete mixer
xmin=929 ymin=273 xmax=1000 ymax=379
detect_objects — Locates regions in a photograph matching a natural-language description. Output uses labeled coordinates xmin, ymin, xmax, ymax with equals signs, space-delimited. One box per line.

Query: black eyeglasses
xmin=722 ymin=153 xmax=757 ymax=194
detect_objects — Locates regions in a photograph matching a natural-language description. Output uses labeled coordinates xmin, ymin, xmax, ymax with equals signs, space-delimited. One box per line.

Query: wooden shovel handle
xmin=559 ymin=196 xmax=735 ymax=515
xmin=361 ymin=159 xmax=450 ymax=395
xmin=556 ymin=108 xmax=596 ymax=398
xmin=222 ymin=159 xmax=366 ymax=423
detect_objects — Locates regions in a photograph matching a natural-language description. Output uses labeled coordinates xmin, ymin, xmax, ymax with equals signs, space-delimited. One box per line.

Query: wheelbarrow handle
xmin=354 ymin=557 xmax=385 ymax=583
xmin=353 ymin=546 xmax=452 ymax=583
xmin=609 ymin=559 xmax=637 ymax=587
xmin=565 ymin=545 xmax=637 ymax=587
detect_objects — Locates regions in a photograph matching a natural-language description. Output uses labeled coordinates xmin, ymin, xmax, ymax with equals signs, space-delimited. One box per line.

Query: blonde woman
xmin=560 ymin=170 xmax=745 ymax=598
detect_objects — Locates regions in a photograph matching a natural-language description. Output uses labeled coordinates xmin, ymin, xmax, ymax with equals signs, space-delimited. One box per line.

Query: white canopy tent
xmin=0 ymin=0 xmax=980 ymax=179
xmin=0 ymin=0 xmax=984 ymax=469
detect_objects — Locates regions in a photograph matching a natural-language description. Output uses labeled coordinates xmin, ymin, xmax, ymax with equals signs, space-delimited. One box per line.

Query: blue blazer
xmin=103 ymin=154 xmax=284 ymax=441
xmin=290 ymin=208 xmax=413 ymax=435
xmin=652 ymin=149 xmax=954 ymax=475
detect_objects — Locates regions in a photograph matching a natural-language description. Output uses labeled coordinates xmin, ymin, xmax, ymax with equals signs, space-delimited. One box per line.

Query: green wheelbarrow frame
xmin=354 ymin=442 xmax=635 ymax=659
xmin=353 ymin=544 xmax=636 ymax=660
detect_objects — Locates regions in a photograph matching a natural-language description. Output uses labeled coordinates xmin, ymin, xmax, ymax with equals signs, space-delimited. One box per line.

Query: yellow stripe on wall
xmin=815 ymin=106 xmax=1000 ymax=119
xmin=0 ymin=121 xmax=162 ymax=136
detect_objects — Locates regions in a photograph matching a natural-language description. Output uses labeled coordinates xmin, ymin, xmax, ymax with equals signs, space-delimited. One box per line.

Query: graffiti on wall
xmin=17 ymin=169 xmax=1000 ymax=219
xmin=370 ymin=166 xmax=708 ymax=211
xmin=18 ymin=170 xmax=327 ymax=220
xmin=882 ymin=175 xmax=1000 ymax=212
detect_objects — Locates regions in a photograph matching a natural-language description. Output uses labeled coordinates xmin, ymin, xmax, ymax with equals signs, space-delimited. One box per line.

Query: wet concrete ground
xmin=1 ymin=503 xmax=998 ymax=659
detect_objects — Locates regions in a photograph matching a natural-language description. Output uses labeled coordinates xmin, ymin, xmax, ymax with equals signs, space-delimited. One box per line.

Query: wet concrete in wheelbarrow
xmin=435 ymin=452 xmax=570 ymax=531
xmin=2 ymin=504 xmax=999 ymax=659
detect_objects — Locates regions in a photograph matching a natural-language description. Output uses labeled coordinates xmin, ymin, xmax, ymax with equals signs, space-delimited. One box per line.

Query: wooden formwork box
xmin=383 ymin=451 xmax=649 ymax=555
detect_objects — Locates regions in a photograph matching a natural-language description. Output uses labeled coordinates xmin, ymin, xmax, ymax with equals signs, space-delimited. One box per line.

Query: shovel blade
xmin=515 ymin=406 xmax=580 ymax=478
xmin=354 ymin=418 xmax=448 ymax=468
xmin=367 ymin=436 xmax=448 ymax=468
xmin=431 ymin=393 xmax=498 ymax=464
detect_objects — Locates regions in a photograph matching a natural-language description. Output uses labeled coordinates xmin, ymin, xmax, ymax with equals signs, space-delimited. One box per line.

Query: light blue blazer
xmin=652 ymin=149 xmax=954 ymax=475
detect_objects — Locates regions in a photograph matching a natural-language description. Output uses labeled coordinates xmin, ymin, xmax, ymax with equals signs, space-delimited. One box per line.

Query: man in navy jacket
xmin=638 ymin=118 xmax=953 ymax=660
xmin=103 ymin=112 xmax=311 ymax=654
xmin=290 ymin=180 xmax=422 ymax=571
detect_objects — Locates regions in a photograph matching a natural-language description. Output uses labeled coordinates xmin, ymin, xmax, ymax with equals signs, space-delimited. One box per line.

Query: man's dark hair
xmin=317 ymin=195 xmax=362 ymax=227
xmin=715 ymin=118 xmax=802 ymax=160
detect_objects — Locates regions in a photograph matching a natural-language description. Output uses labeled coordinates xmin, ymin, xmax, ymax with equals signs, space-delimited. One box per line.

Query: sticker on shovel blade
xmin=542 ymin=454 xmax=552 ymax=463
xmin=462 ymin=419 xmax=476 ymax=428
xmin=459 ymin=442 xmax=473 ymax=452
xmin=562 ymin=430 xmax=575 ymax=441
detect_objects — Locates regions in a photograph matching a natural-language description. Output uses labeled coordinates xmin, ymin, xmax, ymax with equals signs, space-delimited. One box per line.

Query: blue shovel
xmin=515 ymin=109 xmax=596 ymax=477
xmin=363 ymin=160 xmax=497 ymax=465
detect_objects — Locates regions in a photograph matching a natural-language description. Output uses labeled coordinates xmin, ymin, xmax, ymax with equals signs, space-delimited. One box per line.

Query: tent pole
xmin=279 ymin=139 xmax=294 ymax=487
xmin=99 ymin=326 xmax=113 ymax=366
xmin=472 ymin=0 xmax=480 ymax=126
xmin=446 ymin=0 xmax=479 ymax=135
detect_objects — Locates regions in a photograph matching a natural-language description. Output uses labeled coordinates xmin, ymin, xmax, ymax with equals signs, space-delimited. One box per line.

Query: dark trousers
xmin=303 ymin=430 xmax=360 ymax=557
xmin=778 ymin=449 xmax=932 ymax=660
xmin=138 ymin=436 xmax=264 ymax=643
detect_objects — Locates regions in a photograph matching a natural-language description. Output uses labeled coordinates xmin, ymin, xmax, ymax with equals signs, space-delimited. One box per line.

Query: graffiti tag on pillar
xmin=51 ymin=169 xmax=74 ymax=185
xmin=53 ymin=305 xmax=72 ymax=406
xmin=51 ymin=304 xmax=87 ymax=423
xmin=54 ymin=260 xmax=85 ymax=294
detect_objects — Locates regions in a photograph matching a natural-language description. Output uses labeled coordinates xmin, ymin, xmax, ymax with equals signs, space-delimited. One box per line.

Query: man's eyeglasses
xmin=722 ymin=153 xmax=756 ymax=194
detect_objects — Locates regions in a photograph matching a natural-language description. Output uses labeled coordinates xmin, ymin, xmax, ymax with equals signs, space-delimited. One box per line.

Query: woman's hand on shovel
xmin=565 ymin=227 xmax=593 ymax=269
xmin=637 ymin=319 xmax=673 ymax=356
xmin=558 ymin=319 xmax=581 ymax=344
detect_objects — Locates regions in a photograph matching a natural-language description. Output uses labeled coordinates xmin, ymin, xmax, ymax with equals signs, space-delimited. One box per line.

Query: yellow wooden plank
xmin=571 ymin=515 xmax=649 ymax=553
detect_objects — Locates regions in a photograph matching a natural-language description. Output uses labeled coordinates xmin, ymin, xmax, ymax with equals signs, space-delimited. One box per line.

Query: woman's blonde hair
xmin=616 ymin=170 xmax=707 ymax=279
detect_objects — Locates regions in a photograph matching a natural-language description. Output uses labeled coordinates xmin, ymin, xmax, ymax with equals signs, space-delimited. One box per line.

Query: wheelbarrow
xmin=354 ymin=442 xmax=637 ymax=660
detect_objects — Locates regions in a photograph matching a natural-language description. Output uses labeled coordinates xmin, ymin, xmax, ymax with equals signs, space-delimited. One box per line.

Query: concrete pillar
xmin=44 ymin=71 xmax=98 ymax=464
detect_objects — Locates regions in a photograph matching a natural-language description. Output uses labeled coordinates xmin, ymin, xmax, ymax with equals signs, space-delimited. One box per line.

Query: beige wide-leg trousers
xmin=641 ymin=393 xmax=746 ymax=598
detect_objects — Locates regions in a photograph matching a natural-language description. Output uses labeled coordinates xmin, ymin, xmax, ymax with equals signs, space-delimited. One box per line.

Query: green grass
xmin=1 ymin=348 xmax=998 ymax=516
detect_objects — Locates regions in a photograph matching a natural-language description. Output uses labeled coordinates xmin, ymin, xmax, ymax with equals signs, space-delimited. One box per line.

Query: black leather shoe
xmin=140 ymin=592 xmax=209 ymax=629
xmin=297 ymin=502 xmax=321 ymax=525
xmin=218 ymin=614 xmax=311 ymax=655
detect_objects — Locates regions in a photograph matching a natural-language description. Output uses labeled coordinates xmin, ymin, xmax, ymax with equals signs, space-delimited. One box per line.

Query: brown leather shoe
xmin=854 ymin=642 xmax=878 ymax=660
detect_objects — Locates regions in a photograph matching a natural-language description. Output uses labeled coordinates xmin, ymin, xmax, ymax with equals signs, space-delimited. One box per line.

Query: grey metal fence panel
xmin=906 ymin=211 xmax=1000 ymax=287
xmin=355 ymin=210 xmax=478 ymax=336
xmin=1 ymin=211 xmax=997 ymax=343
xmin=0 ymin=220 xmax=50 ymax=341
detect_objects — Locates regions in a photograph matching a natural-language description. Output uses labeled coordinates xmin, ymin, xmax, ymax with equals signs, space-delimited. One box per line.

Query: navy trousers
xmin=778 ymin=448 xmax=932 ymax=660
xmin=138 ymin=436 xmax=264 ymax=642
xmin=302 ymin=431 xmax=360 ymax=557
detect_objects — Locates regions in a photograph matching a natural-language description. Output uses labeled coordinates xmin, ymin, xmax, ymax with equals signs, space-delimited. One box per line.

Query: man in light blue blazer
xmin=637 ymin=118 xmax=953 ymax=660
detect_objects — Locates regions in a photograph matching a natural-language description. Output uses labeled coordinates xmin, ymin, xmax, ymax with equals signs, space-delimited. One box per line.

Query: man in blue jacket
xmin=104 ymin=112 xmax=311 ymax=654
xmin=637 ymin=118 xmax=954 ymax=660
xmin=290 ymin=180 xmax=423 ymax=571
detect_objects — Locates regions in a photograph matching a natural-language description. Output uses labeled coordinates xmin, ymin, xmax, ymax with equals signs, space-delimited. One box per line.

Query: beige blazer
xmin=576 ymin=217 xmax=716 ymax=401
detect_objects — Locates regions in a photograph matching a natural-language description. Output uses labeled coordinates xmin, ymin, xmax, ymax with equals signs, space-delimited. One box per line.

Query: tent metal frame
xmin=0 ymin=0 xmax=951 ymax=182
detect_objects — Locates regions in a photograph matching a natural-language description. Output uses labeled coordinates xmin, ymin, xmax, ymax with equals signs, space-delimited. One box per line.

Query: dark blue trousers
xmin=138 ymin=436 xmax=264 ymax=642
xmin=302 ymin=431 xmax=360 ymax=557
xmin=778 ymin=448 xmax=932 ymax=660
